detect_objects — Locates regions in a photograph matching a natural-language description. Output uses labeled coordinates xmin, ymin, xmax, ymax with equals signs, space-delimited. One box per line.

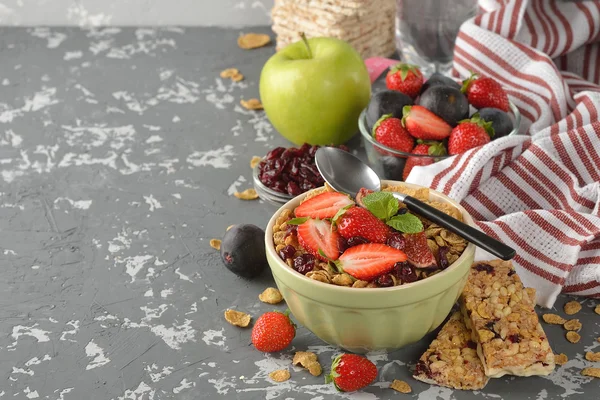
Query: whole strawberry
xmin=251 ymin=311 xmax=296 ymax=352
xmin=403 ymin=141 xmax=446 ymax=180
xmin=335 ymin=207 xmax=390 ymax=243
xmin=402 ymin=105 xmax=452 ymax=140
xmin=448 ymin=115 xmax=494 ymax=155
xmin=326 ymin=354 xmax=377 ymax=392
xmin=386 ymin=63 xmax=423 ymax=98
xmin=461 ymin=73 xmax=509 ymax=112
xmin=372 ymin=114 xmax=415 ymax=153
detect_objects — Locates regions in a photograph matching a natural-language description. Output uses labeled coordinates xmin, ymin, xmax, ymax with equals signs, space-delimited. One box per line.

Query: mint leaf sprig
xmin=362 ymin=192 xmax=423 ymax=234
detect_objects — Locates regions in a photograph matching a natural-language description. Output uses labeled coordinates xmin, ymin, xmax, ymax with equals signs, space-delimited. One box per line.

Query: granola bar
xmin=413 ymin=311 xmax=489 ymax=390
xmin=460 ymin=260 xmax=555 ymax=378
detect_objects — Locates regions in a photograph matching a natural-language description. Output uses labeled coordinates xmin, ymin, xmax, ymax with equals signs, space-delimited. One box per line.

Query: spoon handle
xmin=400 ymin=195 xmax=516 ymax=261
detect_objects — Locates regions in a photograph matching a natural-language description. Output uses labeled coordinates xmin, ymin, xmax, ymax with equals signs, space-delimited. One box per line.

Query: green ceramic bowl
xmin=264 ymin=181 xmax=475 ymax=353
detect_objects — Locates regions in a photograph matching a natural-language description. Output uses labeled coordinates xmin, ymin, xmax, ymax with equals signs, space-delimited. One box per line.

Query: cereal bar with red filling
xmin=413 ymin=311 xmax=489 ymax=390
xmin=460 ymin=260 xmax=555 ymax=378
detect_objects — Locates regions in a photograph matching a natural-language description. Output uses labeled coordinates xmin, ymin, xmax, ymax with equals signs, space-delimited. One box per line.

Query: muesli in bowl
xmin=272 ymin=183 xmax=468 ymax=289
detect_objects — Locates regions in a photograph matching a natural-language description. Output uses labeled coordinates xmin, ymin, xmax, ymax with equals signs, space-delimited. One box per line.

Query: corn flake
xmin=250 ymin=156 xmax=262 ymax=169
xmin=595 ymin=305 xmax=600 ymax=315
xmin=210 ymin=238 xmax=221 ymax=250
xmin=293 ymin=351 xmax=318 ymax=367
xmin=331 ymin=273 xmax=354 ymax=287
xmin=564 ymin=300 xmax=582 ymax=315
xmin=390 ymin=379 xmax=412 ymax=393
xmin=581 ymin=367 xmax=600 ymax=378
xmin=238 ymin=33 xmax=271 ymax=49
xmin=566 ymin=331 xmax=581 ymax=343
xmin=240 ymin=98 xmax=263 ymax=110
xmin=586 ymin=352 xmax=600 ymax=362
xmin=259 ymin=287 xmax=284 ymax=304
xmin=564 ymin=319 xmax=582 ymax=332
xmin=220 ymin=68 xmax=239 ymax=78
xmin=234 ymin=188 xmax=259 ymax=200
xmin=269 ymin=369 xmax=291 ymax=382
xmin=554 ymin=353 xmax=568 ymax=365
xmin=224 ymin=309 xmax=251 ymax=327
xmin=542 ymin=313 xmax=567 ymax=325
xmin=231 ymin=73 xmax=244 ymax=82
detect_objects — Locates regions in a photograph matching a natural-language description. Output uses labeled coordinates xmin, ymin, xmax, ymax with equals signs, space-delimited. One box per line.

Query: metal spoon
xmin=315 ymin=147 xmax=515 ymax=261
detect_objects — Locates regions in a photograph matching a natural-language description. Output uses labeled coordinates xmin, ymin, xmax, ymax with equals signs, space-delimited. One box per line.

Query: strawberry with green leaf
xmin=386 ymin=63 xmax=424 ymax=98
xmin=447 ymin=114 xmax=494 ymax=155
xmin=403 ymin=140 xmax=447 ymax=180
xmin=326 ymin=354 xmax=378 ymax=392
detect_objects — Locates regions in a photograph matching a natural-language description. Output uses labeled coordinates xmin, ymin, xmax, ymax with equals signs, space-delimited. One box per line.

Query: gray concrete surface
xmin=0 ymin=0 xmax=273 ymax=27
xmin=0 ymin=26 xmax=598 ymax=399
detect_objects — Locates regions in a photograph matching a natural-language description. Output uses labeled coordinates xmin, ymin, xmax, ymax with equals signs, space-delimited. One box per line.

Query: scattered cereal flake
xmin=259 ymin=287 xmax=284 ymax=304
xmin=227 ymin=225 xmax=235 ymax=231
xmin=564 ymin=319 xmax=582 ymax=332
xmin=293 ymin=351 xmax=318 ymax=367
xmin=269 ymin=369 xmax=290 ymax=382
xmin=554 ymin=353 xmax=568 ymax=365
xmin=581 ymin=367 xmax=600 ymax=378
xmin=542 ymin=313 xmax=567 ymax=325
xmin=566 ymin=331 xmax=581 ymax=343
xmin=224 ymin=309 xmax=251 ymax=328
xmin=231 ymin=73 xmax=244 ymax=82
xmin=238 ymin=33 xmax=271 ymax=49
xmin=595 ymin=305 xmax=600 ymax=315
xmin=234 ymin=188 xmax=258 ymax=200
xmin=220 ymin=68 xmax=239 ymax=78
xmin=240 ymin=98 xmax=263 ymax=110
xmin=585 ymin=352 xmax=600 ymax=362
xmin=564 ymin=300 xmax=582 ymax=315
xmin=250 ymin=156 xmax=262 ymax=169
xmin=390 ymin=379 xmax=412 ymax=393
xmin=210 ymin=239 xmax=221 ymax=251
xmin=307 ymin=361 xmax=322 ymax=377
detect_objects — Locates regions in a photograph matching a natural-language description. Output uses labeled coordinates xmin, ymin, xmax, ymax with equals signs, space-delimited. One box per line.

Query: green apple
xmin=259 ymin=34 xmax=371 ymax=146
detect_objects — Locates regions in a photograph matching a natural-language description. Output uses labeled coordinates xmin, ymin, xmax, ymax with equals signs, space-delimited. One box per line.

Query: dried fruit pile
xmin=257 ymin=143 xmax=348 ymax=196
xmin=367 ymin=64 xmax=515 ymax=180
xmin=272 ymin=184 xmax=467 ymax=287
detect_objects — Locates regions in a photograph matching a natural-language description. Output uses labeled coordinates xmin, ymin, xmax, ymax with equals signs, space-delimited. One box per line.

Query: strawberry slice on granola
xmin=404 ymin=232 xmax=437 ymax=269
xmin=335 ymin=243 xmax=407 ymax=281
xmin=295 ymin=192 xmax=354 ymax=219
xmin=297 ymin=218 xmax=341 ymax=261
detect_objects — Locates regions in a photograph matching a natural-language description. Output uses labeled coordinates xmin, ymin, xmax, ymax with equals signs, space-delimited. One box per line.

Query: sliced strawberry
xmin=402 ymin=105 xmax=452 ymax=140
xmin=295 ymin=192 xmax=354 ymax=219
xmin=336 ymin=243 xmax=407 ymax=281
xmin=404 ymin=232 xmax=437 ymax=269
xmin=297 ymin=218 xmax=340 ymax=261
xmin=355 ymin=187 xmax=374 ymax=208
xmin=336 ymin=207 xmax=390 ymax=243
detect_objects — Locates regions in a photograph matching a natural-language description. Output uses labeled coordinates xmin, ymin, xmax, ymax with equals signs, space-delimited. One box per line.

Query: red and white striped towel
xmin=366 ymin=0 xmax=600 ymax=308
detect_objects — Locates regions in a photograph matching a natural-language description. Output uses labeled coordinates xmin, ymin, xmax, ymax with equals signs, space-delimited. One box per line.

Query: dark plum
xmin=420 ymin=72 xmax=461 ymax=94
xmin=477 ymin=108 xmax=514 ymax=138
xmin=365 ymin=90 xmax=414 ymax=130
xmin=293 ymin=253 xmax=315 ymax=275
xmin=417 ymin=86 xmax=469 ymax=126
xmin=220 ymin=224 xmax=267 ymax=279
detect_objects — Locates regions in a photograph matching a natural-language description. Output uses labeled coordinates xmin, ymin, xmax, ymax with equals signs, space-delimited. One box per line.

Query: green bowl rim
xmin=264 ymin=180 xmax=476 ymax=295
xmin=358 ymin=102 xmax=522 ymax=158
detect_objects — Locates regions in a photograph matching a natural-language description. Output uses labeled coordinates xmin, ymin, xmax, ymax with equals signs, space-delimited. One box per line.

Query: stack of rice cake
xmin=271 ymin=0 xmax=396 ymax=59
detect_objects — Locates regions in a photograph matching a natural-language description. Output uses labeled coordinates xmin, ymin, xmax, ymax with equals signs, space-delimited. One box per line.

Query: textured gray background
xmin=0 ymin=0 xmax=273 ymax=27
xmin=0 ymin=26 xmax=599 ymax=399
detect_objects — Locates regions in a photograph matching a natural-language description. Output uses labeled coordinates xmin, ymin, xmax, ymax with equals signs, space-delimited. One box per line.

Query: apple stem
xmin=299 ymin=32 xmax=313 ymax=59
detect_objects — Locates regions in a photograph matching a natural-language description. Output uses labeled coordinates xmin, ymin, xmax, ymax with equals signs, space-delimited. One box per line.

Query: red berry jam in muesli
xmin=272 ymin=184 xmax=467 ymax=288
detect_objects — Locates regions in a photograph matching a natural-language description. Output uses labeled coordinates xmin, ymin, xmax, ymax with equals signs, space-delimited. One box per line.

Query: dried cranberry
xmin=285 ymin=224 xmax=297 ymax=238
xmin=293 ymin=254 xmax=315 ymax=275
xmin=475 ymin=264 xmax=494 ymax=273
xmin=299 ymin=143 xmax=311 ymax=154
xmin=541 ymin=362 xmax=549 ymax=367
xmin=508 ymin=334 xmax=521 ymax=343
xmin=279 ymin=245 xmax=296 ymax=260
xmin=347 ymin=236 xmax=369 ymax=248
xmin=396 ymin=208 xmax=408 ymax=215
xmin=394 ymin=262 xmax=417 ymax=283
xmin=309 ymin=145 xmax=319 ymax=157
xmin=386 ymin=232 xmax=405 ymax=250
xmin=286 ymin=181 xmax=302 ymax=196
xmin=300 ymin=179 xmax=316 ymax=191
xmin=414 ymin=360 xmax=432 ymax=378
xmin=376 ymin=274 xmax=394 ymax=287
xmin=266 ymin=147 xmax=285 ymax=160
xmin=507 ymin=269 xmax=516 ymax=276
xmin=337 ymin=236 xmax=348 ymax=255
xmin=467 ymin=340 xmax=477 ymax=349
xmin=438 ymin=246 xmax=450 ymax=269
